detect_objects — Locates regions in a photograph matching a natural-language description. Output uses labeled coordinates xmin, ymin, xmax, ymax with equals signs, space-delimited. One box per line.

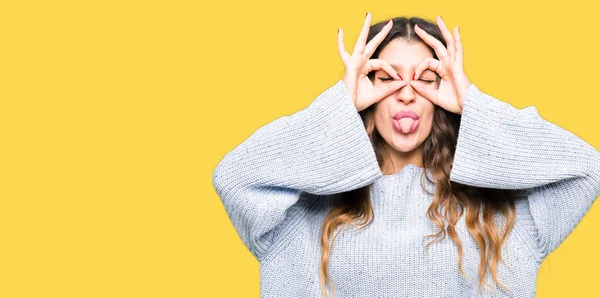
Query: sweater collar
xmin=380 ymin=163 xmax=425 ymax=178
xmin=371 ymin=165 xmax=436 ymax=204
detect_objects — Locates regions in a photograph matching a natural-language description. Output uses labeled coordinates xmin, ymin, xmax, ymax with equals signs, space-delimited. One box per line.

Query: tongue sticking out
xmin=398 ymin=118 xmax=415 ymax=133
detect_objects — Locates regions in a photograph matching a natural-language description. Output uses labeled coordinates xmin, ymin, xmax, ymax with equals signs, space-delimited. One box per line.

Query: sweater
xmin=211 ymin=79 xmax=600 ymax=297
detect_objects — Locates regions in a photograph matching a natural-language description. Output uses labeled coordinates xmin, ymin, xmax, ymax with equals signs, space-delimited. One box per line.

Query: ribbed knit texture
xmin=212 ymin=80 xmax=600 ymax=297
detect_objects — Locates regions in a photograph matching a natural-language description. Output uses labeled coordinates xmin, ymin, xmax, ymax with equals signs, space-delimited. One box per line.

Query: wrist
xmin=457 ymin=80 xmax=471 ymax=115
xmin=341 ymin=78 xmax=358 ymax=109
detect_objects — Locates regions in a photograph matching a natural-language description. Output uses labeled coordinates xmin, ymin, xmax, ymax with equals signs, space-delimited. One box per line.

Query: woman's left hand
xmin=409 ymin=16 xmax=471 ymax=115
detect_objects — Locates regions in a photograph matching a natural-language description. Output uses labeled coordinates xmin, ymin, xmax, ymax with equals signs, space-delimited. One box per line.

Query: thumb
xmin=374 ymin=80 xmax=407 ymax=101
xmin=409 ymin=80 xmax=437 ymax=105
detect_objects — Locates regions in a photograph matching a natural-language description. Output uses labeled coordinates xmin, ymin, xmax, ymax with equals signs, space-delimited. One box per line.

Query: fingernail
xmin=366 ymin=12 xmax=369 ymax=17
xmin=338 ymin=28 xmax=339 ymax=33
xmin=397 ymin=73 xmax=403 ymax=80
xmin=415 ymin=24 xmax=420 ymax=30
xmin=412 ymin=73 xmax=416 ymax=80
xmin=386 ymin=19 xmax=391 ymax=25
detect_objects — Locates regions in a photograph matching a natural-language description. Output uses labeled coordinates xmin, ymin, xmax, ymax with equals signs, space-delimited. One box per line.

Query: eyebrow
xmin=389 ymin=63 xmax=415 ymax=70
xmin=389 ymin=63 xmax=434 ymax=72
xmin=383 ymin=63 xmax=436 ymax=76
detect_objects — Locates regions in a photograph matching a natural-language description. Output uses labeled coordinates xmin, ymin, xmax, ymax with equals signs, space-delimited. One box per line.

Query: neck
xmin=381 ymin=143 xmax=424 ymax=175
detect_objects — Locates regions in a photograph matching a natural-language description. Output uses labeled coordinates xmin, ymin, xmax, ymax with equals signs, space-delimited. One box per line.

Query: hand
xmin=409 ymin=16 xmax=471 ymax=115
xmin=338 ymin=13 xmax=408 ymax=112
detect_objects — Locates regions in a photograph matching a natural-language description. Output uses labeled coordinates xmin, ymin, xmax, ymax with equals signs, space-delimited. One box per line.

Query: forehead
xmin=377 ymin=39 xmax=433 ymax=70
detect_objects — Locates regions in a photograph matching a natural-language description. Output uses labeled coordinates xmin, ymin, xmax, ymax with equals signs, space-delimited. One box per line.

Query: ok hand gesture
xmin=338 ymin=13 xmax=407 ymax=112
xmin=409 ymin=16 xmax=471 ymax=115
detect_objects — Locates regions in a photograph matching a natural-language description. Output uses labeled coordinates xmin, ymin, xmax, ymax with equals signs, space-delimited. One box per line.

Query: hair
xmin=319 ymin=16 xmax=518 ymax=297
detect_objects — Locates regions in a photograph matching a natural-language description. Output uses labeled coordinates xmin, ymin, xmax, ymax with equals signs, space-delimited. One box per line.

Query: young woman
xmin=212 ymin=13 xmax=600 ymax=298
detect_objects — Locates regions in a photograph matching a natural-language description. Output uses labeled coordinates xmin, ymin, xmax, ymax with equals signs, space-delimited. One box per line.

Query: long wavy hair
xmin=319 ymin=16 xmax=518 ymax=297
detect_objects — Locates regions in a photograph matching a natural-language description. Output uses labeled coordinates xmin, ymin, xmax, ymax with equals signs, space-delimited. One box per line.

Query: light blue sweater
xmin=212 ymin=79 xmax=600 ymax=297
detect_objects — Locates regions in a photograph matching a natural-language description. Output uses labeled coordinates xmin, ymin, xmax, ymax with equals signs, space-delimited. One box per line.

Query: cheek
xmin=421 ymin=108 xmax=436 ymax=131
xmin=372 ymin=106 xmax=390 ymax=132
xmin=372 ymin=103 xmax=385 ymax=118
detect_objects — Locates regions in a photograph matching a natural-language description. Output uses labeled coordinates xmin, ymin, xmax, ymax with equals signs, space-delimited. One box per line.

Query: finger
xmin=454 ymin=26 xmax=463 ymax=67
xmin=337 ymin=28 xmax=351 ymax=64
xmin=374 ymin=80 xmax=407 ymax=102
xmin=353 ymin=12 xmax=372 ymax=55
xmin=409 ymin=80 xmax=438 ymax=105
xmin=364 ymin=19 xmax=393 ymax=59
xmin=413 ymin=57 xmax=446 ymax=82
xmin=414 ymin=24 xmax=448 ymax=59
xmin=368 ymin=59 xmax=401 ymax=80
xmin=436 ymin=16 xmax=455 ymax=58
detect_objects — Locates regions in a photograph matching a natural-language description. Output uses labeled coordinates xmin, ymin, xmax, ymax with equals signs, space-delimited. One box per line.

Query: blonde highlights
xmin=318 ymin=16 xmax=517 ymax=297
xmin=318 ymin=103 xmax=517 ymax=298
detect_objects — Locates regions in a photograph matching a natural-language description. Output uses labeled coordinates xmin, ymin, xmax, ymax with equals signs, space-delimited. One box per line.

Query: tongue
xmin=398 ymin=118 xmax=415 ymax=133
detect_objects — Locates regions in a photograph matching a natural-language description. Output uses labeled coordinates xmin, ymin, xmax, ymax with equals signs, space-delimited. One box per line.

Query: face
xmin=371 ymin=38 xmax=439 ymax=172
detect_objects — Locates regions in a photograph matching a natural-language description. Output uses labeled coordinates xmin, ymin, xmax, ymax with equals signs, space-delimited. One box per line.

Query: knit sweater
xmin=211 ymin=79 xmax=600 ymax=297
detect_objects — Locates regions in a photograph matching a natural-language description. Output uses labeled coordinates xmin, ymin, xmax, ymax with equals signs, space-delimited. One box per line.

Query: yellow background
xmin=1 ymin=0 xmax=599 ymax=297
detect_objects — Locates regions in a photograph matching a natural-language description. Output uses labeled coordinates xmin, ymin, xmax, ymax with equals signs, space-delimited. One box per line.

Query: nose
xmin=394 ymin=79 xmax=417 ymax=104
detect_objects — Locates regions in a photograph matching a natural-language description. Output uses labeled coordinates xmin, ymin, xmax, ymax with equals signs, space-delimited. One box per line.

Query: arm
xmin=211 ymin=80 xmax=383 ymax=261
xmin=449 ymin=83 xmax=600 ymax=258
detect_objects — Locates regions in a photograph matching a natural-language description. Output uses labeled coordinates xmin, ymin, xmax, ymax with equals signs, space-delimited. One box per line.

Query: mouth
xmin=393 ymin=110 xmax=420 ymax=120
xmin=392 ymin=111 xmax=420 ymax=134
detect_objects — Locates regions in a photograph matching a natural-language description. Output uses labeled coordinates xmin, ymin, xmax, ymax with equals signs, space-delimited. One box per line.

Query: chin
xmin=389 ymin=139 xmax=421 ymax=152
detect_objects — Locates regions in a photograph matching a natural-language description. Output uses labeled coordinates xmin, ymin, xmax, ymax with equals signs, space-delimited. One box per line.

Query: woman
xmin=212 ymin=13 xmax=600 ymax=298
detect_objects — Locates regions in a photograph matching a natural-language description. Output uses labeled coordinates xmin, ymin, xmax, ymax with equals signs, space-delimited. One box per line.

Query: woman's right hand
xmin=338 ymin=13 xmax=407 ymax=112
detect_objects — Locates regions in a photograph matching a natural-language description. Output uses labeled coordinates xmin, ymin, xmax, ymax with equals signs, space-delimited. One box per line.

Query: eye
xmin=420 ymin=79 xmax=435 ymax=83
xmin=377 ymin=77 xmax=393 ymax=82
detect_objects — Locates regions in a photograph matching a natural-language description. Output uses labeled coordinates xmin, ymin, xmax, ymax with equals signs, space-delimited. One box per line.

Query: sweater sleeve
xmin=211 ymin=80 xmax=383 ymax=261
xmin=449 ymin=83 xmax=600 ymax=259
